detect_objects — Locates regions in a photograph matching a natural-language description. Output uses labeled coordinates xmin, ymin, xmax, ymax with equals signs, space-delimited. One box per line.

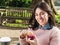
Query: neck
xmin=41 ymin=23 xmax=47 ymax=27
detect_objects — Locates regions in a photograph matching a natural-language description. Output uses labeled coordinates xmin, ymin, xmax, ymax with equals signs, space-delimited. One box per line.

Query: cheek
xmin=35 ymin=16 xmax=38 ymax=20
xmin=44 ymin=15 xmax=49 ymax=22
xmin=35 ymin=16 xmax=40 ymax=23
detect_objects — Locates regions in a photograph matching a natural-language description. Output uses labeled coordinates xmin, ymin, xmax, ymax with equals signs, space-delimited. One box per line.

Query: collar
xmin=38 ymin=23 xmax=52 ymax=30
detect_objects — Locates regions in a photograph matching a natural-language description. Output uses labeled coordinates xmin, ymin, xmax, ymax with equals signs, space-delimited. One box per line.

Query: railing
xmin=0 ymin=7 xmax=33 ymax=29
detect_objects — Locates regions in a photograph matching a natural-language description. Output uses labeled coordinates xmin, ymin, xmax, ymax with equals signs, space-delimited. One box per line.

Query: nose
xmin=38 ymin=14 xmax=42 ymax=19
xmin=40 ymin=16 xmax=42 ymax=19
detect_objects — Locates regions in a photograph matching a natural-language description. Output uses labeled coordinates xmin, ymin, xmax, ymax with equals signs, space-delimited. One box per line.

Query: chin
xmin=39 ymin=23 xmax=44 ymax=26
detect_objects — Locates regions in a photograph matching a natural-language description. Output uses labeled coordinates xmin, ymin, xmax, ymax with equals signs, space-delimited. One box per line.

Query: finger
xmin=26 ymin=36 xmax=30 ymax=42
xmin=26 ymin=36 xmax=28 ymax=42
xmin=26 ymin=37 xmax=34 ymax=43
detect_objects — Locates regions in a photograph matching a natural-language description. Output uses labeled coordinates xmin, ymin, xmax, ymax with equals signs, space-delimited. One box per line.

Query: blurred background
xmin=0 ymin=0 xmax=60 ymax=45
xmin=0 ymin=0 xmax=60 ymax=28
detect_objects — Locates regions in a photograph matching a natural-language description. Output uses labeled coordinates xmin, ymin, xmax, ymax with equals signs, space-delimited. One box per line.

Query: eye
xmin=41 ymin=12 xmax=45 ymax=15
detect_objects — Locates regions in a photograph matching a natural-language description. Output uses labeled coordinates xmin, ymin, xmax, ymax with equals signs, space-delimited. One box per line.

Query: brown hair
xmin=29 ymin=2 xmax=55 ymax=30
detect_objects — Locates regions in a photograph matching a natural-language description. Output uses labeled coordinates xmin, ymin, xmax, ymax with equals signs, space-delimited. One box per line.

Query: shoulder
xmin=52 ymin=26 xmax=60 ymax=32
xmin=49 ymin=26 xmax=60 ymax=45
xmin=50 ymin=26 xmax=60 ymax=37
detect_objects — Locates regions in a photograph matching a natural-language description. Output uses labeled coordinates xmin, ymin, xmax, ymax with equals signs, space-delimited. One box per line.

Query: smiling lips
xmin=38 ymin=18 xmax=44 ymax=23
xmin=40 ymin=17 xmax=44 ymax=21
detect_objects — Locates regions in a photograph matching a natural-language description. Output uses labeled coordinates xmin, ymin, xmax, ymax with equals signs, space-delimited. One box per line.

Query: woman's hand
xmin=26 ymin=34 xmax=37 ymax=45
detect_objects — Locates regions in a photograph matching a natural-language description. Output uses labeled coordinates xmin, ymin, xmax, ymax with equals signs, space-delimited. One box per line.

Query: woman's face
xmin=35 ymin=8 xmax=49 ymax=26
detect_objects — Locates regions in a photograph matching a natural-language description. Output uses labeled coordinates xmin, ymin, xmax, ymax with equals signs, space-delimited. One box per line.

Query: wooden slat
xmin=3 ymin=16 xmax=30 ymax=20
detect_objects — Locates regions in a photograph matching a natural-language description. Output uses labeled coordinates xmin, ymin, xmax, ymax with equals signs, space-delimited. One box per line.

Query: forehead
xmin=35 ymin=8 xmax=43 ymax=13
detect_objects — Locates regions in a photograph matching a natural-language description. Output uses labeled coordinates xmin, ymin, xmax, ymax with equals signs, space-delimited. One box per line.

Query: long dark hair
xmin=29 ymin=2 xmax=55 ymax=30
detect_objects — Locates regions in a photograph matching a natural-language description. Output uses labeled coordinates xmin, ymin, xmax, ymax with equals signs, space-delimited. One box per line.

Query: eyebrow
xmin=35 ymin=11 xmax=45 ymax=14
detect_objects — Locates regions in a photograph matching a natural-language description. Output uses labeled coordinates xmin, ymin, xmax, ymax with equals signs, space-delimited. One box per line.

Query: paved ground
xmin=0 ymin=28 xmax=21 ymax=45
xmin=0 ymin=29 xmax=20 ymax=37
xmin=0 ymin=26 xmax=26 ymax=45
xmin=0 ymin=26 xmax=27 ymax=37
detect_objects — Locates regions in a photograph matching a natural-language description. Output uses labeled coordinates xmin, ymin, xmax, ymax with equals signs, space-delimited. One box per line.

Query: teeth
xmin=40 ymin=20 xmax=43 ymax=22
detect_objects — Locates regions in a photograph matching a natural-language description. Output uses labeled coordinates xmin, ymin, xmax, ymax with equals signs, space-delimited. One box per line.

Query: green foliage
xmin=5 ymin=23 xmax=28 ymax=28
xmin=55 ymin=13 xmax=60 ymax=24
xmin=16 ymin=20 xmax=23 ymax=23
xmin=6 ymin=10 xmax=32 ymax=18
xmin=0 ymin=0 xmax=32 ymax=7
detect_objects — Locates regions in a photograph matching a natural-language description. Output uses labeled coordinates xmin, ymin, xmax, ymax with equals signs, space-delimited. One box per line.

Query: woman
xmin=19 ymin=2 xmax=60 ymax=45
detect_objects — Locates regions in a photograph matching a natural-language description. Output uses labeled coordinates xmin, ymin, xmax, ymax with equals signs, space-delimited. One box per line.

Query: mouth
xmin=38 ymin=18 xmax=44 ymax=25
xmin=40 ymin=18 xmax=44 ymax=22
xmin=40 ymin=19 xmax=43 ymax=22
